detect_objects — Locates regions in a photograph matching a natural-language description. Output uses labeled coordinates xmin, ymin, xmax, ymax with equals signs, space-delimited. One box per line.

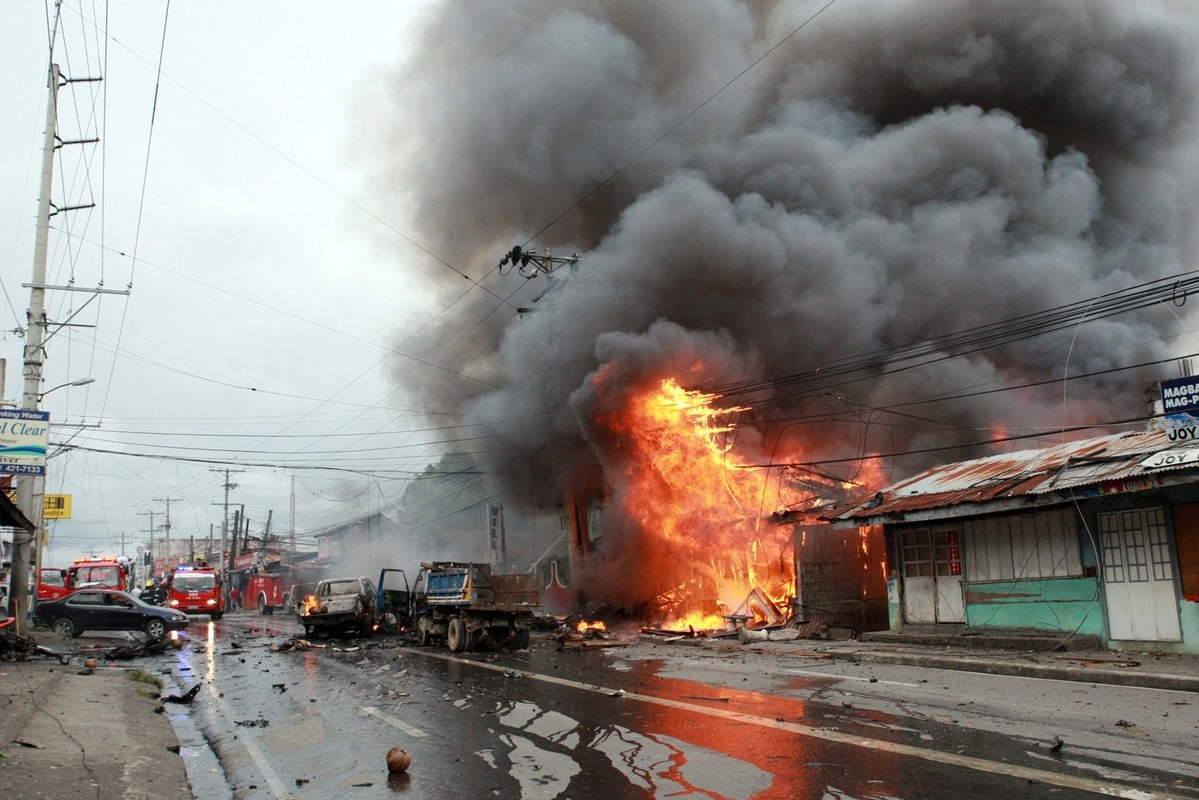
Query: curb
xmin=830 ymin=649 xmax=1199 ymax=693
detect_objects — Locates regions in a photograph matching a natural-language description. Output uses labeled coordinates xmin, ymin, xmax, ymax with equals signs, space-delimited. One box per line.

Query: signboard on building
xmin=1161 ymin=377 xmax=1199 ymax=441
xmin=42 ymin=494 xmax=71 ymax=519
xmin=3 ymin=491 xmax=72 ymax=518
xmin=0 ymin=409 xmax=50 ymax=475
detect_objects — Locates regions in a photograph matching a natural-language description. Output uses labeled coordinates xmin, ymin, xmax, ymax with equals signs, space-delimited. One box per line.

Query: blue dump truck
xmin=413 ymin=562 xmax=541 ymax=652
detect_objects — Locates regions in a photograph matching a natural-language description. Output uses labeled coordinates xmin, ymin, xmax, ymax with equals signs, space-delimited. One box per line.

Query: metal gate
xmin=898 ymin=526 xmax=965 ymax=624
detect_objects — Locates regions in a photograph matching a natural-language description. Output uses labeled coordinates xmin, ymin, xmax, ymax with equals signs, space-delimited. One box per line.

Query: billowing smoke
xmin=368 ymin=1 xmax=1199 ymax=601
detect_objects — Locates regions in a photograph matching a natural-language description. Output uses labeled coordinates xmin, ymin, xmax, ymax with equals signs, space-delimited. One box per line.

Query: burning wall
xmin=368 ymin=2 xmax=1199 ymax=622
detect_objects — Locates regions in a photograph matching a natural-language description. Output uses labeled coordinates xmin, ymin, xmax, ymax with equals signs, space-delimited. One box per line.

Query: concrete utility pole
xmin=138 ymin=509 xmax=158 ymax=577
xmin=289 ymin=475 xmax=296 ymax=565
xmin=8 ymin=61 xmax=108 ymax=621
xmin=154 ymin=497 xmax=182 ymax=569
xmin=10 ymin=64 xmax=61 ymax=621
xmin=210 ymin=468 xmax=242 ymax=607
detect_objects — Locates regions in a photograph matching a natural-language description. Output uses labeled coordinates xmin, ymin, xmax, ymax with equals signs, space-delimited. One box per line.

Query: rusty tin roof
xmin=827 ymin=427 xmax=1199 ymax=525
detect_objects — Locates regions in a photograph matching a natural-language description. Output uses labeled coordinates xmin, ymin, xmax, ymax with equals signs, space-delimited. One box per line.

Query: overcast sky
xmin=1 ymin=2 xmax=448 ymax=562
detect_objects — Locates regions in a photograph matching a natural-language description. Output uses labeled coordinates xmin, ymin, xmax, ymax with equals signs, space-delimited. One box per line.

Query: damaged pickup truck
xmin=291 ymin=576 xmax=377 ymax=637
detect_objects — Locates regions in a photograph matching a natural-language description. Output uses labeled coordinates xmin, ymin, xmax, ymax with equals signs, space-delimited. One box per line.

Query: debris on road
xmin=1115 ymin=719 xmax=1150 ymax=736
xmin=270 ymin=637 xmax=326 ymax=652
xmin=386 ymin=746 xmax=412 ymax=774
xmin=235 ymin=718 xmax=270 ymax=728
xmin=105 ymin=639 xmax=174 ymax=660
xmin=165 ymin=683 xmax=202 ymax=704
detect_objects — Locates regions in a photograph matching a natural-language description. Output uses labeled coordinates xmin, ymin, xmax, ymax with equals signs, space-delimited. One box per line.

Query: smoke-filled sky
xmin=371 ymin=0 xmax=1199 ymax=525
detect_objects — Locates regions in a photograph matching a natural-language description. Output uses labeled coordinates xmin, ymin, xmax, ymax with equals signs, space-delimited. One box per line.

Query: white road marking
xmin=204 ymin=684 xmax=291 ymax=799
xmin=784 ymin=668 xmax=920 ymax=687
xmin=417 ymin=650 xmax=1187 ymax=800
xmin=360 ymin=705 xmax=428 ymax=737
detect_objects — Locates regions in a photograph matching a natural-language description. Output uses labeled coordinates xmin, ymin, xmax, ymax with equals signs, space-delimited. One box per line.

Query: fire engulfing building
xmin=828 ymin=428 xmax=1199 ymax=654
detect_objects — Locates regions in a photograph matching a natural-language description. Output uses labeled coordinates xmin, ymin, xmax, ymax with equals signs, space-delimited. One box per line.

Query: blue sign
xmin=0 ymin=409 xmax=50 ymax=475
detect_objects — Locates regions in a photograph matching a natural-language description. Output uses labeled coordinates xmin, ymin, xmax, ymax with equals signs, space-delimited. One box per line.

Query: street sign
xmin=0 ymin=409 xmax=50 ymax=475
xmin=43 ymin=494 xmax=71 ymax=519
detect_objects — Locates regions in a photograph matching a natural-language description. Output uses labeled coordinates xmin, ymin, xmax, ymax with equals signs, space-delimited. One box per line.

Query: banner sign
xmin=1161 ymin=377 xmax=1199 ymax=441
xmin=43 ymin=494 xmax=71 ymax=519
xmin=0 ymin=409 xmax=50 ymax=475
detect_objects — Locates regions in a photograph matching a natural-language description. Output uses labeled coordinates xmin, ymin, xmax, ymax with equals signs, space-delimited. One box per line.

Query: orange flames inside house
xmin=600 ymin=377 xmax=803 ymax=631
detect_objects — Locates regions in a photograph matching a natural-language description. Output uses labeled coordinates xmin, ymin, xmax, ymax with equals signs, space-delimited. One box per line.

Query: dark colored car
xmin=35 ymin=589 xmax=189 ymax=640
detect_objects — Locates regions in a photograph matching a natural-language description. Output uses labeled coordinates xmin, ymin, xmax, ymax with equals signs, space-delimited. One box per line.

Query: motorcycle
xmin=0 ymin=609 xmax=71 ymax=663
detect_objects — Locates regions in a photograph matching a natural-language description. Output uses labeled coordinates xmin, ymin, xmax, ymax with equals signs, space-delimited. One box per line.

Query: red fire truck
xmin=37 ymin=556 xmax=132 ymax=602
xmin=167 ymin=564 xmax=224 ymax=618
xmin=245 ymin=573 xmax=295 ymax=615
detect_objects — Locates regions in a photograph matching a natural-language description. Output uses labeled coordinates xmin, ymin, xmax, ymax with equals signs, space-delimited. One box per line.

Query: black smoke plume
xmin=366 ymin=1 xmax=1199 ymax=600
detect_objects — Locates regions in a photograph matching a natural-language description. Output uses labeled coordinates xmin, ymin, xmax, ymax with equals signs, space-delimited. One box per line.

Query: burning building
xmin=368 ymin=2 xmax=1199 ymax=627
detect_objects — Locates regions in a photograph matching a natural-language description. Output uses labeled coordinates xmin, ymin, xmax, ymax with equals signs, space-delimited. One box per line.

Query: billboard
xmin=0 ymin=409 xmax=50 ymax=475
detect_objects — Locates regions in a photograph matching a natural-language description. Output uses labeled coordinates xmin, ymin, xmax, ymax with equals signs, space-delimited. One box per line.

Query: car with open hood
xmin=35 ymin=588 xmax=189 ymax=640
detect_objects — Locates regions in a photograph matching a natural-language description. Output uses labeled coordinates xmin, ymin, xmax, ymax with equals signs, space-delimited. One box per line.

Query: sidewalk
xmin=0 ymin=657 xmax=191 ymax=799
xmin=778 ymin=629 xmax=1199 ymax=693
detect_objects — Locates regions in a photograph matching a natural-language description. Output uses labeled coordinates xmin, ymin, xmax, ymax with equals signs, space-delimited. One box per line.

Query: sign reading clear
xmin=0 ymin=409 xmax=50 ymax=475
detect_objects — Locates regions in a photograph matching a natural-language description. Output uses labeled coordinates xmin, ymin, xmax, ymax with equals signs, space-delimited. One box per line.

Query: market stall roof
xmin=826 ymin=427 xmax=1198 ymax=526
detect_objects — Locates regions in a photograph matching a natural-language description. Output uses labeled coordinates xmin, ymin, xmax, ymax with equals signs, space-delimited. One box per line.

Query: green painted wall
xmin=964 ymin=577 xmax=1104 ymax=635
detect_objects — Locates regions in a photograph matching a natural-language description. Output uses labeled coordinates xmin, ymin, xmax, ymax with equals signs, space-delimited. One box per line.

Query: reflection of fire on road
xmin=579 ymin=375 xmax=878 ymax=632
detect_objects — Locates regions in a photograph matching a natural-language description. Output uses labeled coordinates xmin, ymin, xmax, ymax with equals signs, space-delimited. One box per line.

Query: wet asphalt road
xmin=157 ymin=614 xmax=1197 ymax=800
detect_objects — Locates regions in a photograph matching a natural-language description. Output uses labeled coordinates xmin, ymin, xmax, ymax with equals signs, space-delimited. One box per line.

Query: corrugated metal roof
xmin=828 ymin=427 xmax=1199 ymax=523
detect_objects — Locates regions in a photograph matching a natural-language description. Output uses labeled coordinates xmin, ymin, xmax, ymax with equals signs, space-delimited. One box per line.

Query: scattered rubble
xmin=105 ymin=639 xmax=174 ymax=660
xmin=164 ymin=683 xmax=202 ymax=704
xmin=269 ymin=637 xmax=326 ymax=652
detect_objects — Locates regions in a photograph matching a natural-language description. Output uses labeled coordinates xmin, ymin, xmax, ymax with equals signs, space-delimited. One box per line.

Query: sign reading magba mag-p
xmin=0 ymin=409 xmax=50 ymax=475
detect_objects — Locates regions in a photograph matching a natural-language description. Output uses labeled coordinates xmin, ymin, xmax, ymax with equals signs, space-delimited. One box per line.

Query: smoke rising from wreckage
xmin=367 ymin=2 xmax=1199 ymax=616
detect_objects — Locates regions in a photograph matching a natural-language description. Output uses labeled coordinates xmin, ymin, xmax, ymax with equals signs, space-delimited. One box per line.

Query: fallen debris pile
xmin=553 ymin=618 xmax=636 ymax=650
xmin=106 ymin=639 xmax=175 ymax=660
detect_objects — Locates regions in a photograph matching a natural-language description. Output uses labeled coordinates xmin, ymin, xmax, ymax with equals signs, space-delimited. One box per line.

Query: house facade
xmin=828 ymin=429 xmax=1199 ymax=653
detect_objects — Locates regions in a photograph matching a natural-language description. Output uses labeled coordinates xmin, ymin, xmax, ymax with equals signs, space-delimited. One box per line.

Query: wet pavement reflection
xmin=148 ymin=614 xmax=1163 ymax=800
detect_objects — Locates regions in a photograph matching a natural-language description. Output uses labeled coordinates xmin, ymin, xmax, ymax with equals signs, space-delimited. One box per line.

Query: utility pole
xmin=210 ymin=468 xmax=242 ymax=607
xmin=138 ymin=509 xmax=158 ymax=577
xmin=8 ymin=60 xmax=109 ymax=622
xmin=289 ymin=475 xmax=296 ymax=565
xmin=154 ymin=496 xmax=182 ymax=570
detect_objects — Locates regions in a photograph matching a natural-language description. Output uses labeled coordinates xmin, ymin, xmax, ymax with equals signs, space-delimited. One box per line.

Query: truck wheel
xmin=447 ymin=617 xmax=465 ymax=653
xmin=464 ymin=627 xmax=481 ymax=652
xmin=416 ymin=616 xmax=431 ymax=647
xmin=258 ymin=594 xmax=268 ymax=615
xmin=53 ymin=618 xmax=76 ymax=638
xmin=511 ymin=628 xmax=531 ymax=651
xmin=304 ymin=625 xmax=313 ymax=637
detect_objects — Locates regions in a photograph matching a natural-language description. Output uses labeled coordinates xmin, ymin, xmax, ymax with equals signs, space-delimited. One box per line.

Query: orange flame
xmin=301 ymin=595 xmax=323 ymax=615
xmin=576 ymin=620 xmax=608 ymax=633
xmin=598 ymin=378 xmax=797 ymax=630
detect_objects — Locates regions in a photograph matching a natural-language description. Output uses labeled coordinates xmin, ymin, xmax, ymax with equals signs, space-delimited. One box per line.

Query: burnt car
xmin=35 ymin=589 xmax=189 ymax=640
